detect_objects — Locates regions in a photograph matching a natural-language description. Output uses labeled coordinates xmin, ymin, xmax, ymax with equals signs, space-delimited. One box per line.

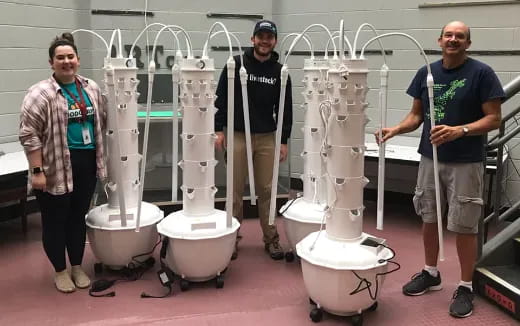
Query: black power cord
xmin=349 ymin=243 xmax=401 ymax=301
xmin=140 ymin=238 xmax=175 ymax=299
xmin=279 ymin=193 xmax=303 ymax=216
xmin=89 ymin=236 xmax=163 ymax=298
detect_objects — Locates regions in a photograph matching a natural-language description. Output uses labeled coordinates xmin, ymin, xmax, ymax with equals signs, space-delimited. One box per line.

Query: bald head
xmin=440 ymin=21 xmax=471 ymax=41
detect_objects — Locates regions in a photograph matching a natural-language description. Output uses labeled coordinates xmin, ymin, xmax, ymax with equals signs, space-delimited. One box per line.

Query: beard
xmin=253 ymin=44 xmax=272 ymax=57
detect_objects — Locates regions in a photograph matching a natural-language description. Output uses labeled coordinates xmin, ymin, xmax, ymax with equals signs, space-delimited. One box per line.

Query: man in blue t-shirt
xmin=375 ymin=21 xmax=503 ymax=318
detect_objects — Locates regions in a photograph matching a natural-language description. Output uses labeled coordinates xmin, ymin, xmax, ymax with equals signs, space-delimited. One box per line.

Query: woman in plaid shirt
xmin=19 ymin=33 xmax=106 ymax=293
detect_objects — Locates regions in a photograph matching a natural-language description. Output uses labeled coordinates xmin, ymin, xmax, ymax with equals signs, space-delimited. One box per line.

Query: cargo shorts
xmin=413 ymin=156 xmax=484 ymax=234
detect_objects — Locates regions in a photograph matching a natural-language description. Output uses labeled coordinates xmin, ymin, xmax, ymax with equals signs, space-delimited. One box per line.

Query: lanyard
xmin=60 ymin=77 xmax=88 ymax=122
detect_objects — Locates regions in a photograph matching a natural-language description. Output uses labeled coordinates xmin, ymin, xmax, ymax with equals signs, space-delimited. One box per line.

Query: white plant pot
xmin=178 ymin=159 xmax=217 ymax=188
xmin=302 ymin=173 xmax=327 ymax=204
xmin=297 ymin=232 xmax=392 ymax=316
xmin=326 ymin=113 xmax=368 ymax=147
xmin=302 ymin=151 xmax=326 ymax=177
xmin=181 ymin=133 xmax=216 ymax=161
xmin=113 ymin=100 xmax=138 ymax=131
xmin=179 ymin=92 xmax=214 ymax=107
xmin=181 ymin=106 xmax=217 ymax=134
xmin=181 ymin=185 xmax=218 ymax=216
xmin=281 ymin=198 xmax=325 ymax=251
xmin=303 ymin=126 xmax=325 ymax=152
xmin=325 ymin=206 xmax=364 ymax=240
xmin=157 ymin=209 xmax=239 ymax=281
xmin=107 ymin=128 xmax=140 ymax=156
xmin=86 ymin=202 xmax=164 ymax=268
xmin=326 ymin=176 xmax=369 ymax=209
xmin=323 ymin=145 xmax=365 ymax=178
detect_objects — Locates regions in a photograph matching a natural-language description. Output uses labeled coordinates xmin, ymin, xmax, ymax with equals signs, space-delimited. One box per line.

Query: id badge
xmin=82 ymin=126 xmax=92 ymax=145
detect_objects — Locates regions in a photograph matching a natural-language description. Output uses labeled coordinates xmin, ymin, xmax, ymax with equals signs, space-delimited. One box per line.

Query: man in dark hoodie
xmin=214 ymin=20 xmax=293 ymax=260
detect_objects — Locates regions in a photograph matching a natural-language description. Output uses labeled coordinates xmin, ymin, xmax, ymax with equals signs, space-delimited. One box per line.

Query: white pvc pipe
xmin=137 ymin=25 xmax=187 ymax=231
xmin=71 ymin=29 xmax=110 ymax=57
xmin=280 ymin=33 xmax=314 ymax=62
xmin=283 ymin=24 xmax=339 ymax=66
xmin=352 ymin=23 xmax=387 ymax=62
xmin=203 ymin=30 xmax=256 ymax=205
xmin=108 ymin=29 xmax=123 ymax=58
xmin=129 ymin=23 xmax=191 ymax=59
xmin=324 ymin=31 xmax=354 ymax=60
xmin=226 ymin=58 xmax=236 ymax=228
xmin=135 ymin=61 xmax=156 ymax=232
xmin=202 ymin=22 xmax=234 ymax=59
xmin=105 ymin=66 xmax=127 ymax=227
xmin=361 ymin=32 xmax=444 ymax=261
xmin=427 ymin=73 xmax=444 ymax=261
xmin=239 ymin=67 xmax=256 ymax=206
xmin=268 ymin=65 xmax=289 ymax=225
xmin=377 ymin=64 xmax=389 ymax=230
xmin=171 ymin=53 xmax=182 ymax=202
xmin=339 ymin=20 xmax=344 ymax=60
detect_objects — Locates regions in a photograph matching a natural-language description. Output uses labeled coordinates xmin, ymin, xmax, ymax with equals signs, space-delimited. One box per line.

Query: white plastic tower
xmin=157 ymin=24 xmax=241 ymax=290
xmin=295 ymin=22 xmax=397 ymax=324
xmin=86 ymin=30 xmax=164 ymax=270
xmin=280 ymin=57 xmax=329 ymax=262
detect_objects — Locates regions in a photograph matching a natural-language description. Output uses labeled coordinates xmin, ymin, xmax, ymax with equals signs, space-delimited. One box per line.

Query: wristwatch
xmin=32 ymin=166 xmax=43 ymax=174
xmin=462 ymin=126 xmax=469 ymax=136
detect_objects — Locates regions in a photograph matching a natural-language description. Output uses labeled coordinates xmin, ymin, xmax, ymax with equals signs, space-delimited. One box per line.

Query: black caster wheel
xmin=180 ymin=279 xmax=190 ymax=292
xmin=309 ymin=298 xmax=316 ymax=305
xmin=94 ymin=263 xmax=103 ymax=275
xmin=285 ymin=251 xmax=295 ymax=262
xmin=351 ymin=314 xmax=363 ymax=326
xmin=145 ymin=257 xmax=155 ymax=267
xmin=310 ymin=308 xmax=323 ymax=323
xmin=367 ymin=301 xmax=377 ymax=312
xmin=216 ymin=275 xmax=225 ymax=289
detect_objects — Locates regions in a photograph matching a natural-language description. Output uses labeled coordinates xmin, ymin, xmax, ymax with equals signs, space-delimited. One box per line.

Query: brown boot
xmin=265 ymin=241 xmax=284 ymax=260
xmin=231 ymin=235 xmax=242 ymax=260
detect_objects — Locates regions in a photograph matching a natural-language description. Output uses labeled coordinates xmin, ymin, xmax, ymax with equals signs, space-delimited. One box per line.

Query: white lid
xmin=281 ymin=197 xmax=326 ymax=224
xmin=86 ymin=202 xmax=164 ymax=230
xmin=296 ymin=231 xmax=392 ymax=270
xmin=157 ymin=209 xmax=240 ymax=240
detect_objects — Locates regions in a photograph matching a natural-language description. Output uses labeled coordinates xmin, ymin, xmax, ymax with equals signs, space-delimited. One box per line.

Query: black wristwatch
xmin=32 ymin=166 xmax=43 ymax=174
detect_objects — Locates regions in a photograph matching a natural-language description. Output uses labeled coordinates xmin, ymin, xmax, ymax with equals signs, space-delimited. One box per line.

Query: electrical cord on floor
xmin=349 ymin=243 xmax=401 ymax=301
xmin=89 ymin=236 xmax=163 ymax=298
xmin=140 ymin=237 xmax=175 ymax=299
xmin=89 ymin=279 xmax=117 ymax=297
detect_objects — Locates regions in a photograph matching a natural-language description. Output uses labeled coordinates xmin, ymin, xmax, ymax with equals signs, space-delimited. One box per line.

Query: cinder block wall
xmin=0 ymin=0 xmax=90 ymax=144
xmin=2 ymin=0 xmax=519 ymax=200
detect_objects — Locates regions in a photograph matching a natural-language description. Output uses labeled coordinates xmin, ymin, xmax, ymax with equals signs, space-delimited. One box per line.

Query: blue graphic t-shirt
xmin=61 ymin=82 xmax=96 ymax=149
xmin=407 ymin=58 xmax=504 ymax=162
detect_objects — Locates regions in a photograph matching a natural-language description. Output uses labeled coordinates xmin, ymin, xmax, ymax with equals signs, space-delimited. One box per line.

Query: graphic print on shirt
xmin=427 ymin=78 xmax=466 ymax=122
xmin=248 ymin=73 xmax=277 ymax=85
xmin=68 ymin=102 xmax=94 ymax=120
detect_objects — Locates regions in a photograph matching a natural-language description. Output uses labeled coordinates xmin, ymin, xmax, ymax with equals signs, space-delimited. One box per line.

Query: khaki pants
xmin=232 ymin=132 xmax=279 ymax=244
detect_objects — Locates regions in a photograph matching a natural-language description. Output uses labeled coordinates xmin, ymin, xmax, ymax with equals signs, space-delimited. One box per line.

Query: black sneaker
xmin=402 ymin=270 xmax=442 ymax=296
xmin=449 ymin=286 xmax=474 ymax=318
xmin=265 ymin=242 xmax=284 ymax=260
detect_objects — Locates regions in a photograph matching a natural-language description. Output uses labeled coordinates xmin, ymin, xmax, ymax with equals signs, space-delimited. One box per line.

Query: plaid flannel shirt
xmin=19 ymin=75 xmax=107 ymax=195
